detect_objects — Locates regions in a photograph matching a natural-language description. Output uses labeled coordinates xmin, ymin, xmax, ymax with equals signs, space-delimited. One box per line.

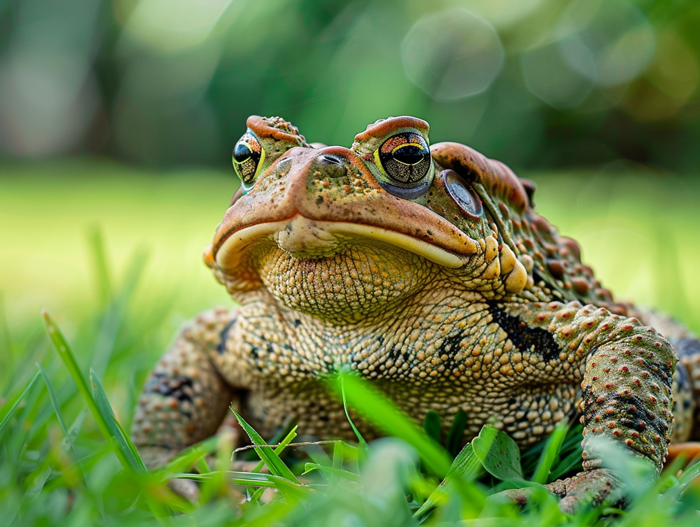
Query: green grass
xmin=1 ymin=160 xmax=700 ymax=526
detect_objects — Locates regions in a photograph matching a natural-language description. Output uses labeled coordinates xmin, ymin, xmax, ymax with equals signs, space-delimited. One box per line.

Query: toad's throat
xmin=215 ymin=215 xmax=472 ymax=272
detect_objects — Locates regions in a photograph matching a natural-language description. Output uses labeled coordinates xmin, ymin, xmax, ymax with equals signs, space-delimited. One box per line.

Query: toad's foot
xmin=503 ymin=468 xmax=623 ymax=514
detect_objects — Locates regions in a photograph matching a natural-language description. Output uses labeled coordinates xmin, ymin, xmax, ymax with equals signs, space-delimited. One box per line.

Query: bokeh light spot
xmin=521 ymin=42 xmax=595 ymax=109
xmin=557 ymin=0 xmax=656 ymax=87
xmin=467 ymin=0 xmax=544 ymax=28
xmin=646 ymin=31 xmax=699 ymax=104
xmin=122 ymin=0 xmax=233 ymax=53
xmin=621 ymin=32 xmax=700 ymax=122
xmin=401 ymin=8 xmax=504 ymax=101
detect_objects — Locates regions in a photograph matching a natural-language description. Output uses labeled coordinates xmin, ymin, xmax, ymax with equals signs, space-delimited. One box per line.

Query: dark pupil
xmin=233 ymin=142 xmax=252 ymax=163
xmin=393 ymin=144 xmax=425 ymax=165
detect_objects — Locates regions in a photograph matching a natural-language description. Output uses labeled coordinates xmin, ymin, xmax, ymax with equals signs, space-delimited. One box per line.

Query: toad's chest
xmin=216 ymin=298 xmax=586 ymax=406
xmin=217 ymin=299 xmax=586 ymax=445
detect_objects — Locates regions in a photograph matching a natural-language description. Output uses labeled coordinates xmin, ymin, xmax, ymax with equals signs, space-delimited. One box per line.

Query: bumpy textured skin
xmin=131 ymin=115 xmax=700 ymax=512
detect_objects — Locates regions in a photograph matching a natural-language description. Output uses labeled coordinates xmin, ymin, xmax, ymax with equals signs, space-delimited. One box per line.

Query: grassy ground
xmin=1 ymin=160 xmax=700 ymax=526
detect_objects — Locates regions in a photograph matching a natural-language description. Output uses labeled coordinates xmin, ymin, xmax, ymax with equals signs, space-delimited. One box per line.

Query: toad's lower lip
xmin=213 ymin=215 xmax=472 ymax=271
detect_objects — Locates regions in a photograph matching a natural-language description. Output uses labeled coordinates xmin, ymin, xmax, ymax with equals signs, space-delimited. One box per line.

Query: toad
xmin=132 ymin=115 xmax=700 ymax=512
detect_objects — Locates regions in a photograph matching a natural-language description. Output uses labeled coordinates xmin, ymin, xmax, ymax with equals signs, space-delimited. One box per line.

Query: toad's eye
xmin=232 ymin=132 xmax=265 ymax=188
xmin=443 ymin=170 xmax=482 ymax=218
xmin=375 ymin=132 xmax=431 ymax=186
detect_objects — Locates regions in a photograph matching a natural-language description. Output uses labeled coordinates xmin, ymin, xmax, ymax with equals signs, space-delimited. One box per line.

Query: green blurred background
xmin=2 ymin=0 xmax=700 ymax=169
xmin=1 ymin=0 xmax=700 ymax=380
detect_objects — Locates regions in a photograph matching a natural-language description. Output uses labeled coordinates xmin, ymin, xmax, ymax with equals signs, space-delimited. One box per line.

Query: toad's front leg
xmin=505 ymin=301 xmax=676 ymax=513
xmin=131 ymin=307 xmax=242 ymax=470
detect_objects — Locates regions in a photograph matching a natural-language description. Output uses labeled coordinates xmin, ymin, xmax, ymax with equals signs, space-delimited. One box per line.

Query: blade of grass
xmin=0 ymin=292 xmax=12 ymax=366
xmin=677 ymin=459 xmax=700 ymax=488
xmin=154 ymin=436 xmax=219 ymax=482
xmin=237 ymin=500 xmax=296 ymax=527
xmin=531 ymin=420 xmax=568 ymax=484
xmin=0 ymin=370 xmax=40 ymax=437
xmin=235 ymin=416 xmax=295 ymax=462
xmin=663 ymin=458 xmax=700 ymax=502
xmin=177 ymin=471 xmax=308 ymax=498
xmin=302 ymin=463 xmax=361 ymax=482
xmin=199 ymin=428 xmax=235 ymax=504
xmin=230 ymin=472 xmax=307 ymax=499
xmin=249 ymin=487 xmax=266 ymax=503
xmin=549 ymin=445 xmax=583 ymax=481
xmin=325 ymin=438 xmax=351 ymax=494
xmin=90 ymin=368 xmax=148 ymax=474
xmin=90 ymin=367 xmax=173 ymax=519
xmin=339 ymin=374 xmax=368 ymax=456
xmin=195 ymin=456 xmax=212 ymax=476
xmin=151 ymin=436 xmax=218 ymax=483
xmin=230 ymin=408 xmax=299 ymax=484
xmin=42 ymin=310 xmax=145 ymax=474
xmin=251 ymin=425 xmax=298 ymax=474
xmin=447 ymin=409 xmax=467 ymax=458
xmin=89 ymin=248 xmax=149 ymax=380
xmin=423 ymin=411 xmax=442 ymax=445
xmin=334 ymin=373 xmax=452 ymax=478
xmin=36 ymin=364 xmax=87 ymax=483
xmin=88 ymin=226 xmax=112 ymax=306
xmin=67 ymin=408 xmax=88 ymax=447
xmin=332 ymin=440 xmax=343 ymax=471
xmin=414 ymin=442 xmax=483 ymax=518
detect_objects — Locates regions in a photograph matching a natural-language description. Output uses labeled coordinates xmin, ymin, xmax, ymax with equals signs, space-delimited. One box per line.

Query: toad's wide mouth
xmin=209 ymin=214 xmax=475 ymax=273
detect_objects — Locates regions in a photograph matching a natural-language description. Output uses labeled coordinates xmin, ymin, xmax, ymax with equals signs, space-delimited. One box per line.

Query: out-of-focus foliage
xmin=0 ymin=0 xmax=698 ymax=172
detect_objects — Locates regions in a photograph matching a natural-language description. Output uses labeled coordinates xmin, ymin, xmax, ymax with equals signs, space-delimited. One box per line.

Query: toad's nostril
xmin=316 ymin=154 xmax=347 ymax=178
xmin=319 ymin=154 xmax=343 ymax=166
